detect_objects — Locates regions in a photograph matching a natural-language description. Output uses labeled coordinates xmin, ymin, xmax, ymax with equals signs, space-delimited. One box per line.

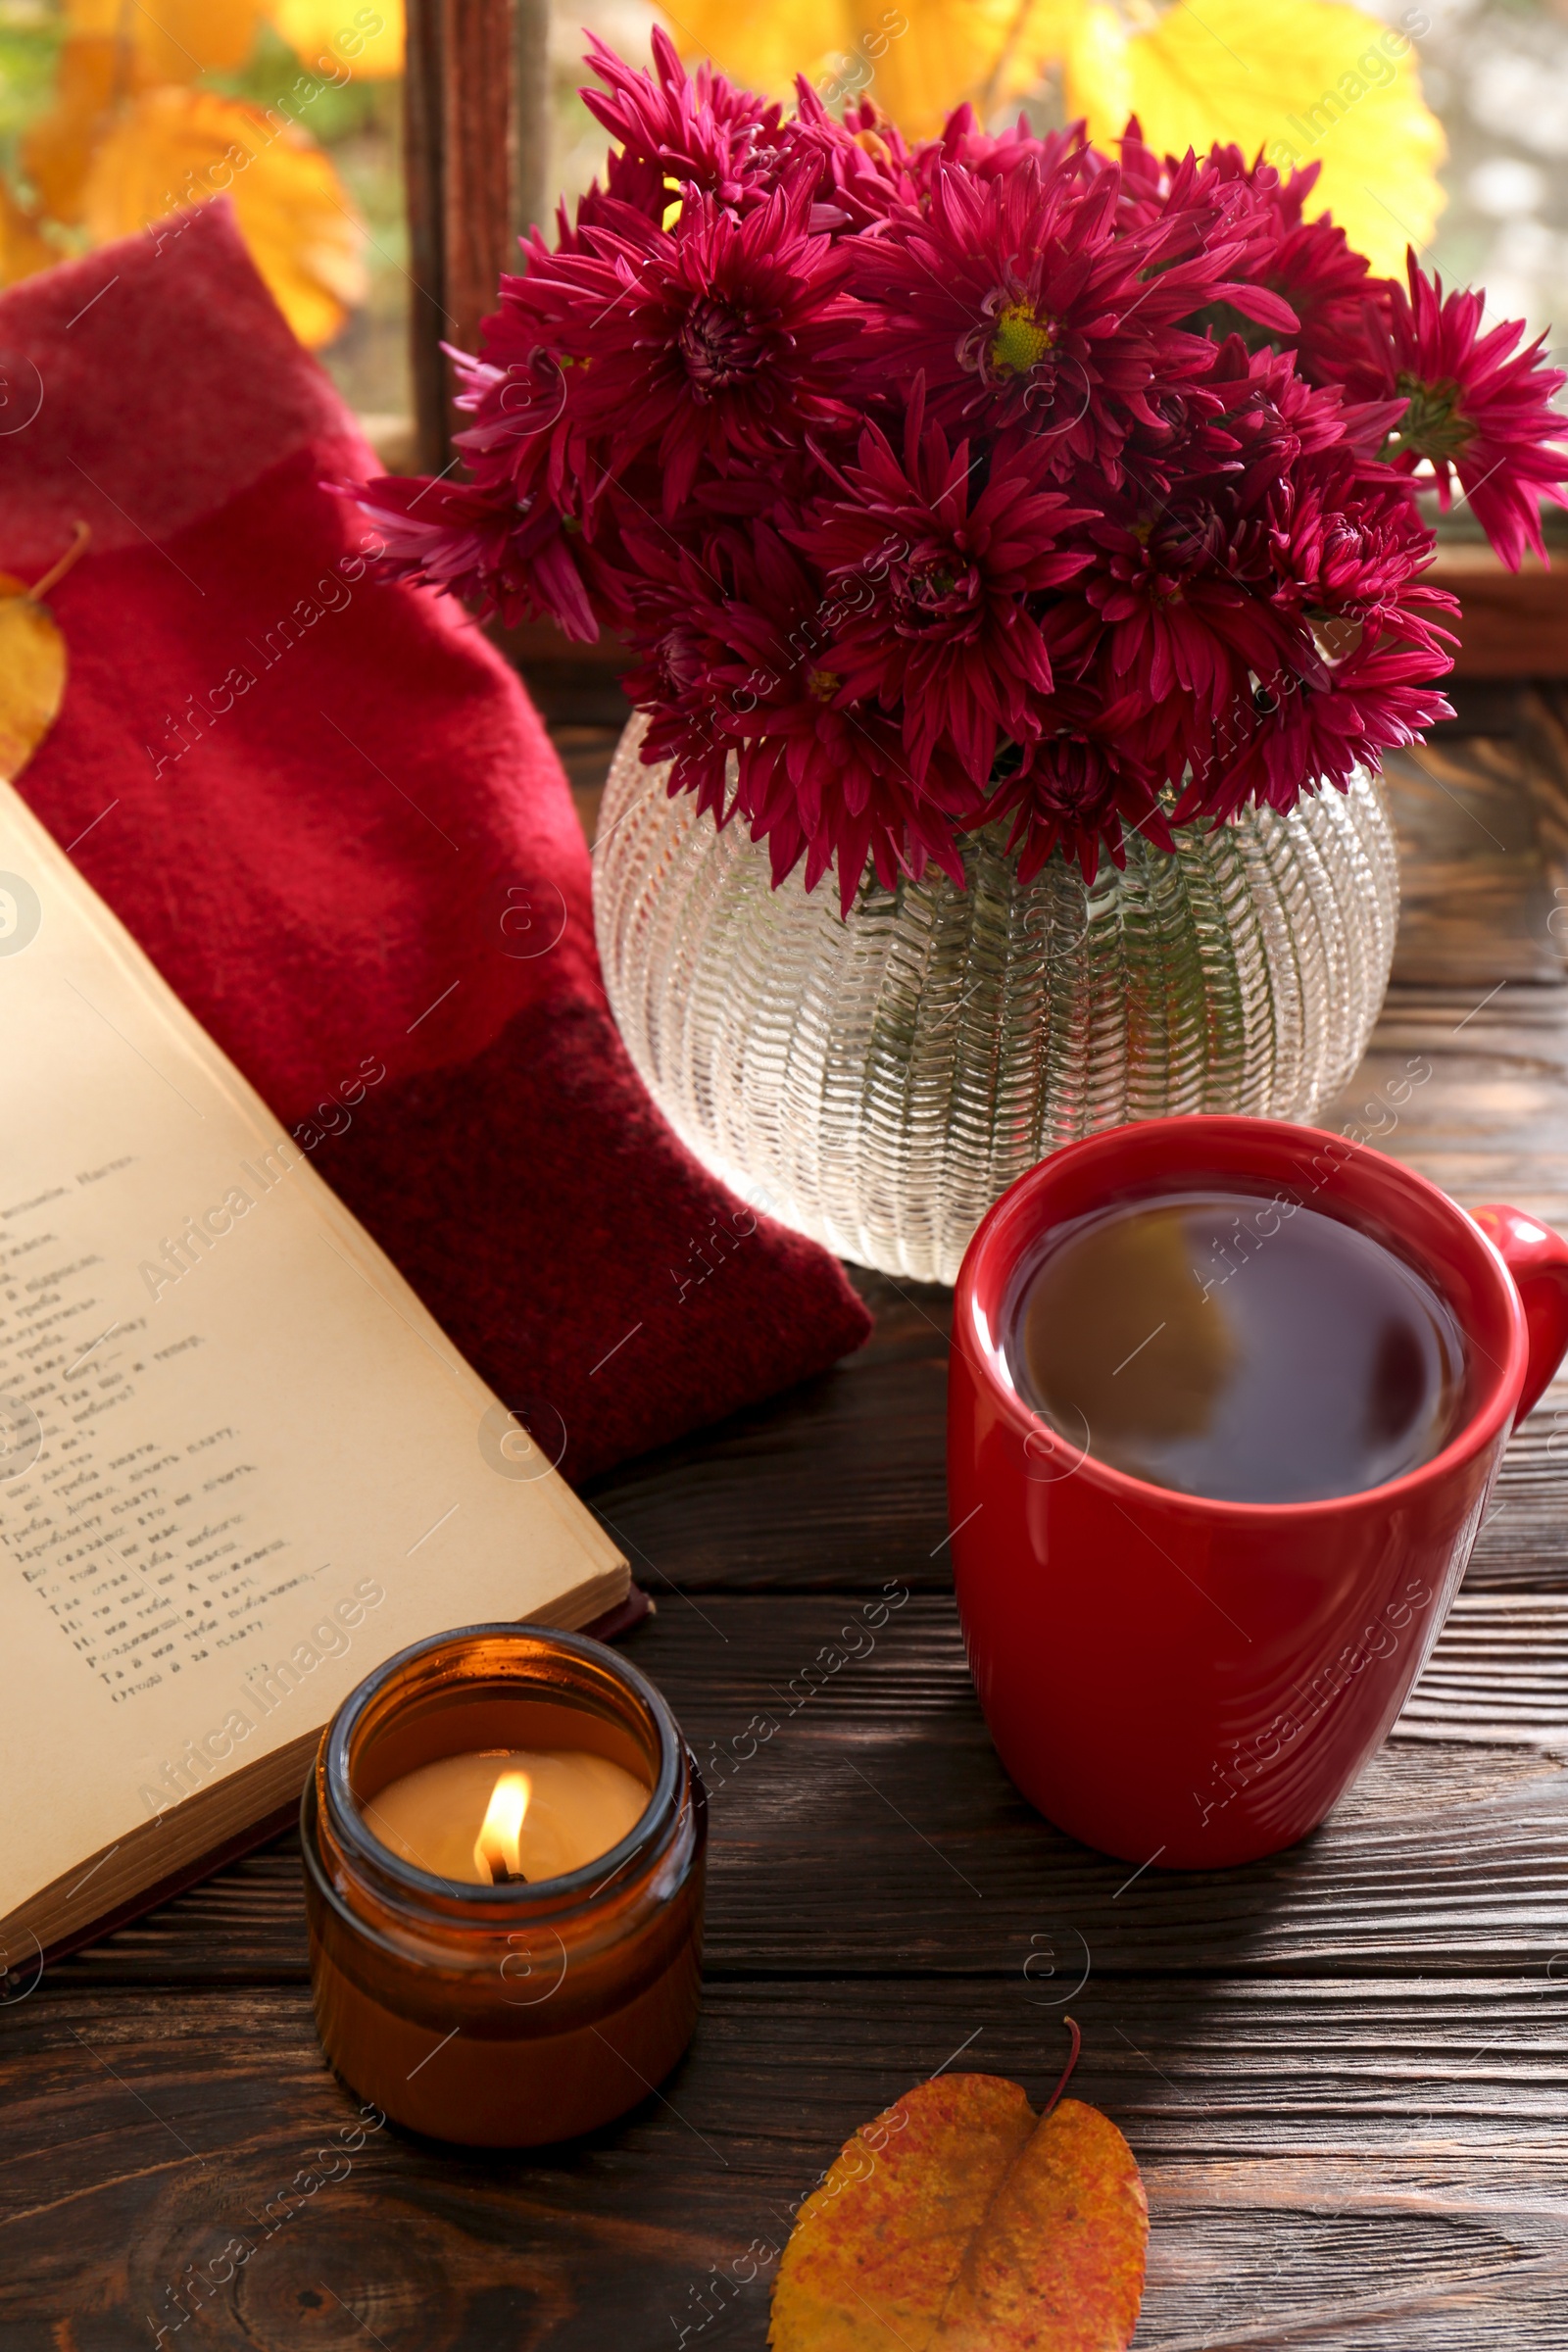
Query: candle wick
xmin=473 ymin=1767 xmax=532 ymax=1886
xmin=481 ymin=1849 xmax=529 ymax=1886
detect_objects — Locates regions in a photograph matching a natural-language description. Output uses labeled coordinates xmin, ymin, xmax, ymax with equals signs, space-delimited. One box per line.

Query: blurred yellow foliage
xmin=81 ymin=88 xmax=368 ymax=345
xmin=269 ymin=0 xmax=406 ymax=80
xmin=869 ymin=0 xmax=1082 ymax=131
xmin=0 ymin=182 xmax=57 ymax=285
xmin=22 ymin=39 xmax=121 ymax=224
xmin=1061 ymin=0 xmax=1444 ymax=273
xmin=671 ymin=0 xmax=1445 ymax=275
xmin=63 ymin=0 xmax=270 ymax=79
xmin=676 ymin=0 xmax=1077 ymax=122
xmin=0 ymin=0 xmax=391 ymax=342
xmin=683 ymin=0 xmax=844 ymax=103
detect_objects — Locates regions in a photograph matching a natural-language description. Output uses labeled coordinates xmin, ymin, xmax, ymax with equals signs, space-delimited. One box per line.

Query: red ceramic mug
xmin=947 ymin=1115 xmax=1568 ymax=1868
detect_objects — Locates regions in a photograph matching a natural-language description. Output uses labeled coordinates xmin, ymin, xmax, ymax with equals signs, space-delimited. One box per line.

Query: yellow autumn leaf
xmin=25 ymin=11 xmax=271 ymax=226
xmin=672 ymin=0 xmax=1443 ymax=271
xmin=22 ymin=38 xmax=121 ymax=225
xmin=0 ymin=583 xmax=63 ymax=783
xmin=666 ymin=0 xmax=846 ymax=109
xmin=1061 ymin=0 xmax=1446 ymax=275
xmin=79 ymin=86 xmax=368 ymax=347
xmin=671 ymin=0 xmax=1078 ymax=128
xmin=269 ymin=0 xmax=405 ymax=79
xmin=0 ymin=528 xmax=90 ymax=786
xmin=63 ymin=0 xmax=269 ymax=79
xmin=0 ymin=180 xmax=58 ymax=288
xmin=872 ymin=0 xmax=1081 ymax=136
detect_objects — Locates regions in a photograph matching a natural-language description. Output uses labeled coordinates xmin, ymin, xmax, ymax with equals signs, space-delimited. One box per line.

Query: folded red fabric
xmin=0 ymin=204 xmax=869 ymax=1482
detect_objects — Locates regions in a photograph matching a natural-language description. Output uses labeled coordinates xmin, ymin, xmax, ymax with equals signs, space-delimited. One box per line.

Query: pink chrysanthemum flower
xmin=1245 ymin=162 xmax=1389 ymax=388
xmin=842 ymin=142 xmax=1295 ymax=478
xmin=908 ymin=98 xmax=1085 ymax=192
xmin=735 ymin=712 xmax=974 ymax=913
xmin=781 ymin=88 xmax=921 ymax=228
xmin=357 ymin=41 xmax=1568 ymax=902
xmin=986 ymin=681 xmax=1171 ymax=884
xmin=618 ymin=518 xmax=974 ymax=910
xmin=1190 ymin=633 xmax=1455 ymax=823
xmin=1357 ymin=259 xmax=1568 ymax=568
xmin=577 ymin=26 xmax=785 ymax=218
xmin=1118 ymin=130 xmax=1384 ymax=389
xmin=798 ymin=393 xmax=1091 ymax=784
xmin=353 ymin=473 xmax=600 ymax=639
xmin=475 ymin=175 xmax=854 ymax=514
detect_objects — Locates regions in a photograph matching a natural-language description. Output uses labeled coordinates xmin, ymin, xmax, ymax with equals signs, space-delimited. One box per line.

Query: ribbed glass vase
xmin=593 ymin=715 xmax=1399 ymax=1285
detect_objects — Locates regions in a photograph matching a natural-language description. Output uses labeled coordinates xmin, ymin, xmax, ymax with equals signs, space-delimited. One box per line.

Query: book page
xmin=0 ymin=781 xmax=625 ymax=1934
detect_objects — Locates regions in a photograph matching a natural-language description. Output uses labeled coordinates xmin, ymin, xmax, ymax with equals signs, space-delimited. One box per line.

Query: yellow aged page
xmin=0 ymin=782 xmax=624 ymax=1931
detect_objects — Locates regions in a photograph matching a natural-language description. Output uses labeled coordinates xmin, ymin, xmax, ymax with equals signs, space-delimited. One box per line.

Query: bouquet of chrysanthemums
xmin=361 ymin=32 xmax=1568 ymax=911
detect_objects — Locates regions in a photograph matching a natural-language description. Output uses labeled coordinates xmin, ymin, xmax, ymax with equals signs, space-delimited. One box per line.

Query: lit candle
xmin=301 ymin=1624 xmax=706 ymax=2146
xmin=365 ymin=1748 xmax=652 ymax=1885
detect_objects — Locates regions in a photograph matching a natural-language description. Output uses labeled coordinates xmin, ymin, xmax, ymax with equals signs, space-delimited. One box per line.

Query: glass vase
xmin=593 ymin=714 xmax=1399 ymax=1286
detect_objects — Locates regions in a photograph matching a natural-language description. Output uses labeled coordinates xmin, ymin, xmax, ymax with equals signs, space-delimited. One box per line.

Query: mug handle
xmin=1472 ymin=1203 xmax=1568 ymax=1426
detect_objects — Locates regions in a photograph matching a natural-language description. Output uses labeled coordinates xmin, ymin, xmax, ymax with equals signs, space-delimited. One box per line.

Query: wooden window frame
xmin=1426 ymin=550 xmax=1568 ymax=679
xmin=404 ymin=0 xmax=549 ymax=475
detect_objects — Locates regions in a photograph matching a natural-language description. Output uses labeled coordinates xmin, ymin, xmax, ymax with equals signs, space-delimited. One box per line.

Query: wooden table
xmin=6 ymin=689 xmax=1568 ymax=2350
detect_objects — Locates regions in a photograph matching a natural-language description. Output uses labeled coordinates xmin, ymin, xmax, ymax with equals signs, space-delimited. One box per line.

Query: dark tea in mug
xmin=1006 ymin=1188 xmax=1467 ymax=1503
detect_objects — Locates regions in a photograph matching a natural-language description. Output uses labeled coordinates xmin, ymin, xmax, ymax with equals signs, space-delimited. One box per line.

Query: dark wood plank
xmin=43 ymin=1585 xmax=1568 ymax=1989
xmin=1461 ymin=1416 xmax=1568 ymax=1589
xmin=2 ymin=1979 xmax=1564 ymax=2349
xmin=1382 ymin=743 xmax=1563 ymax=988
xmin=580 ymin=1292 xmax=1568 ymax=1600
xmin=1331 ymin=986 xmax=1568 ymax=1230
xmin=582 ymin=1279 xmax=954 ymax=1594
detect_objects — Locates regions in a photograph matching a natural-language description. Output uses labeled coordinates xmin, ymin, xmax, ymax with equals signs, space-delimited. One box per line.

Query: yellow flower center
xmin=990 ymin=301 xmax=1055 ymax=378
xmin=808 ymin=668 xmax=842 ymax=703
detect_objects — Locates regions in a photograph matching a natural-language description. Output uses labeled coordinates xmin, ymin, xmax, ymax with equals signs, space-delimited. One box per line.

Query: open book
xmin=0 ymin=781 xmax=626 ymax=1969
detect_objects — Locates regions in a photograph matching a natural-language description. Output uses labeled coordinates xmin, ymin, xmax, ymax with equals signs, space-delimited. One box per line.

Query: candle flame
xmin=474 ymin=1768 xmax=531 ymax=1885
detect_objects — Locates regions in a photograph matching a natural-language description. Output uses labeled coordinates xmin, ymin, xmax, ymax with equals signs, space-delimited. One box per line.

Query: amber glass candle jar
xmin=301 ymin=1623 xmax=705 ymax=2145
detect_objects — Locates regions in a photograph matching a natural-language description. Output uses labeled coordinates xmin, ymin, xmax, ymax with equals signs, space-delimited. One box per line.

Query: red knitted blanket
xmin=0 ymin=202 xmax=869 ymax=1484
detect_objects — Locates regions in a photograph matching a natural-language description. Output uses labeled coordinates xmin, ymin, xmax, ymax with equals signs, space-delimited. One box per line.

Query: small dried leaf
xmin=933 ymin=2100 xmax=1148 ymax=2348
xmin=770 ymin=2070 xmax=1148 ymax=2351
xmin=0 ymin=576 xmax=68 ymax=788
xmin=269 ymin=0 xmax=406 ymax=80
xmin=79 ymin=87 xmax=368 ymax=347
xmin=770 ymin=2076 xmax=1036 ymax=2351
